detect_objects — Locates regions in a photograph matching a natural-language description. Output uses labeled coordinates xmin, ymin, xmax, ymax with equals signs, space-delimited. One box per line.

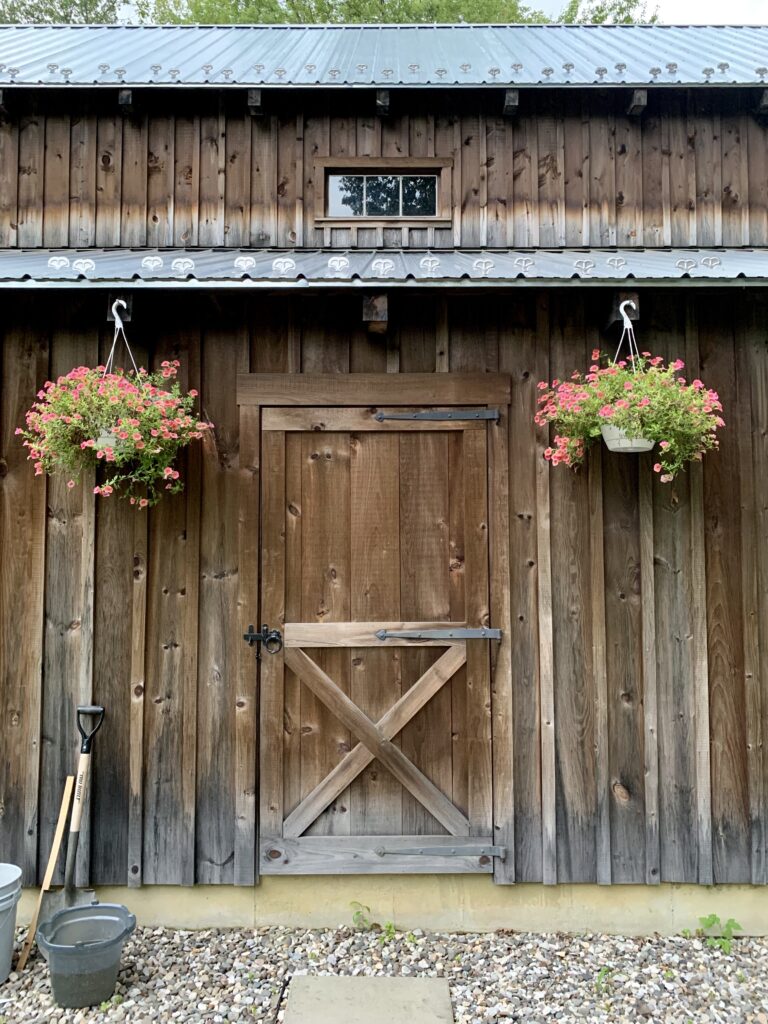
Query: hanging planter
xmin=535 ymin=302 xmax=724 ymax=482
xmin=17 ymin=301 xmax=213 ymax=507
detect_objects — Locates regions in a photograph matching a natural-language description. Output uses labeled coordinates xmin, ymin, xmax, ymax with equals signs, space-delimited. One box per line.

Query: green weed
xmin=698 ymin=914 xmax=743 ymax=954
xmin=379 ymin=921 xmax=397 ymax=944
xmin=350 ymin=901 xmax=373 ymax=930
xmin=594 ymin=966 xmax=614 ymax=995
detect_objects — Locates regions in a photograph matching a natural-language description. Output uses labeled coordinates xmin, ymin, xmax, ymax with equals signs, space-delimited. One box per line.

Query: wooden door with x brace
xmin=253 ymin=374 xmax=512 ymax=878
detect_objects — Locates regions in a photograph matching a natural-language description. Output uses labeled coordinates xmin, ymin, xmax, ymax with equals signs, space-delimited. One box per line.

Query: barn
xmin=1 ymin=22 xmax=767 ymax=933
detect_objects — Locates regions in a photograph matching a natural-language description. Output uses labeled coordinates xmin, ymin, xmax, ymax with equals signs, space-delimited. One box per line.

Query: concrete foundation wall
xmin=18 ymin=879 xmax=768 ymax=936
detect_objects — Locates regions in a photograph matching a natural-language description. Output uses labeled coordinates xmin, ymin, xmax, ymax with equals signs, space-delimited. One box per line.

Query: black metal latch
xmin=243 ymin=624 xmax=283 ymax=659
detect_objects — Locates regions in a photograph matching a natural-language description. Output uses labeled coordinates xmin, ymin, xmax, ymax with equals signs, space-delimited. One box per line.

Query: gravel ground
xmin=4 ymin=925 xmax=768 ymax=1024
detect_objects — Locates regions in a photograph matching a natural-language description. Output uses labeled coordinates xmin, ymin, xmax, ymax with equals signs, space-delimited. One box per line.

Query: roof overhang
xmin=1 ymin=248 xmax=768 ymax=289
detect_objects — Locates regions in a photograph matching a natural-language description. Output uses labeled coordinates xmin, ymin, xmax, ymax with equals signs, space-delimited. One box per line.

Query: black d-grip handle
xmin=76 ymin=705 xmax=105 ymax=753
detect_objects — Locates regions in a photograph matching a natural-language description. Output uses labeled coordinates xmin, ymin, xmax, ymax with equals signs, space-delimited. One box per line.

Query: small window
xmin=327 ymin=173 xmax=438 ymax=219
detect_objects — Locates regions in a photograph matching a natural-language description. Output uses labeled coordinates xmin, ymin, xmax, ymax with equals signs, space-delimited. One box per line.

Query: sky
xmin=537 ymin=0 xmax=768 ymax=19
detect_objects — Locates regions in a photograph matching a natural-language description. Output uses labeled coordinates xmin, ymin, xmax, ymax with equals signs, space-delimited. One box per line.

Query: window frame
xmin=314 ymin=157 xmax=453 ymax=226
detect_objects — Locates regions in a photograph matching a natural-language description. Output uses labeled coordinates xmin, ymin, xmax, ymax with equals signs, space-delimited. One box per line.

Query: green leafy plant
xmin=697 ymin=914 xmax=743 ymax=954
xmin=350 ymin=901 xmax=373 ymax=930
xmin=594 ymin=966 xmax=614 ymax=994
xmin=17 ymin=361 xmax=212 ymax=507
xmin=535 ymin=351 xmax=724 ymax=480
xmin=379 ymin=921 xmax=397 ymax=944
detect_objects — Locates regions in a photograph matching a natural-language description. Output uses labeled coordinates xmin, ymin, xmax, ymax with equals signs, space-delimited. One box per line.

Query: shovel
xmin=41 ymin=705 xmax=105 ymax=920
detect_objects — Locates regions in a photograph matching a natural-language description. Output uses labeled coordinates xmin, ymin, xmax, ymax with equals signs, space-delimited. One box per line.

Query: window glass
xmin=327 ymin=175 xmax=364 ymax=217
xmin=364 ymin=175 xmax=400 ymax=216
xmin=326 ymin=172 xmax=438 ymax=217
xmin=402 ymin=176 xmax=437 ymax=216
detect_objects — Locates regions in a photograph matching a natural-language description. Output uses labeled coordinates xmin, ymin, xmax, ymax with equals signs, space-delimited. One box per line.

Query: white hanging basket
xmin=600 ymin=424 xmax=655 ymax=454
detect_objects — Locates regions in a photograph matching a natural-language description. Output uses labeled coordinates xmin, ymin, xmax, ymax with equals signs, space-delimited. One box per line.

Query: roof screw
xmin=202 ymin=63 xmax=213 ymax=74
xmin=511 ymin=62 xmax=523 ymax=72
xmin=115 ymin=68 xmax=126 ymax=78
xmin=253 ymin=63 xmax=264 ymax=73
xmin=328 ymin=68 xmax=340 ymax=78
xmin=222 ymin=68 xmax=233 ymax=79
xmin=757 ymin=66 xmax=768 ymax=78
xmin=274 ymin=68 xmax=286 ymax=78
xmin=98 ymin=63 xmax=109 ymax=73
xmin=460 ymin=62 xmax=471 ymax=72
xmin=47 ymin=63 xmax=58 ymax=72
xmin=304 ymin=63 xmax=316 ymax=72
xmin=562 ymin=62 xmax=574 ymax=74
xmin=718 ymin=62 xmax=730 ymax=73
xmin=356 ymin=63 xmax=367 ymax=72
xmin=649 ymin=66 xmax=661 ymax=78
xmin=408 ymin=64 xmax=420 ymax=73
xmin=435 ymin=68 xmax=447 ymax=77
xmin=151 ymin=64 xmax=162 ymax=74
xmin=381 ymin=68 xmax=393 ymax=77
xmin=541 ymin=67 xmax=553 ymax=78
xmin=702 ymin=67 xmax=714 ymax=78
xmin=615 ymin=62 xmax=626 ymax=73
xmin=666 ymin=62 xmax=678 ymax=74
xmin=488 ymin=66 xmax=501 ymax=77
xmin=60 ymin=68 xmax=71 ymax=78
xmin=595 ymin=66 xmax=607 ymax=79
xmin=169 ymin=69 xmax=180 ymax=78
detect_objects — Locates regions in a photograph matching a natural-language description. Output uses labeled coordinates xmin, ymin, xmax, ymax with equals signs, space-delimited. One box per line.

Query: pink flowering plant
xmin=535 ymin=350 xmax=724 ymax=482
xmin=17 ymin=360 xmax=213 ymax=506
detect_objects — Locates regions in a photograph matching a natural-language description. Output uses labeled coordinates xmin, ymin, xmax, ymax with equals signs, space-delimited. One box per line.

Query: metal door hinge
xmin=243 ymin=624 xmax=283 ymax=660
xmin=375 ymin=627 xmax=502 ymax=641
xmin=374 ymin=408 xmax=500 ymax=423
xmin=375 ymin=845 xmax=506 ymax=859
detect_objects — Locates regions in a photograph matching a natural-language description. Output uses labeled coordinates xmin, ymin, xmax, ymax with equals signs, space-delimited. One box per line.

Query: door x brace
xmin=283 ymin=646 xmax=470 ymax=838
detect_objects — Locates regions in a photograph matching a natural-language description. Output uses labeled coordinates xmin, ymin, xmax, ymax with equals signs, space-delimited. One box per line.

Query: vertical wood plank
xmin=589 ymin=446 xmax=611 ymax=884
xmin=17 ymin=104 xmax=45 ymax=247
xmin=303 ymin=111 xmax=331 ymax=247
xmin=199 ymin=106 xmax=226 ymax=247
xmin=0 ymin=306 xmax=48 ymax=883
xmin=40 ymin=315 xmax=98 ymax=886
xmin=146 ymin=116 xmax=175 ymax=247
xmin=535 ymin=294 xmax=556 ymax=884
xmin=95 ymin=114 xmax=123 ymax=247
xmin=0 ymin=109 xmax=18 ymax=246
xmin=692 ymin=94 xmax=722 ymax=247
xmin=127 ymin=510 xmax=147 ymax=887
xmin=486 ymin=116 xmax=513 ymax=247
xmin=639 ymin=455 xmax=660 ymax=884
xmin=350 ymin=433 xmax=402 ymax=835
xmin=197 ymin=309 xmax=246 ymax=884
xmin=277 ymin=113 xmax=302 ymax=247
xmin=667 ymin=95 xmax=697 ymax=247
xmin=459 ymin=113 xmax=485 ymax=247
xmin=512 ymin=116 xmax=539 ymax=247
xmin=588 ymin=111 xmax=616 ymax=246
xmin=69 ymin=112 xmax=97 ymax=247
xmin=615 ymin=112 xmax=643 ymax=246
xmin=43 ymin=115 xmax=70 ymax=247
xmin=224 ymin=112 xmax=252 ymax=247
xmin=747 ymin=115 xmax=768 ymax=246
xmin=685 ymin=302 xmax=713 ymax=885
xmin=642 ymin=109 xmax=671 ymax=246
xmin=250 ymin=116 xmax=278 ymax=246
xmin=563 ymin=96 xmax=589 ymax=247
xmin=174 ymin=115 xmax=200 ymax=246
xmin=537 ymin=98 xmax=565 ymax=247
xmin=120 ymin=114 xmax=148 ymax=246
xmin=259 ymin=431 xmax=286 ymax=846
xmin=721 ymin=98 xmax=750 ymax=246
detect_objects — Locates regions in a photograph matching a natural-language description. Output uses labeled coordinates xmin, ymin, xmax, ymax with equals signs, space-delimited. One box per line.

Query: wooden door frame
xmin=236 ymin=373 xmax=514 ymax=885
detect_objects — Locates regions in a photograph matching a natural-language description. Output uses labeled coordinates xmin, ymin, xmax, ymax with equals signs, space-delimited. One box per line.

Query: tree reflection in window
xmin=327 ymin=174 xmax=437 ymax=217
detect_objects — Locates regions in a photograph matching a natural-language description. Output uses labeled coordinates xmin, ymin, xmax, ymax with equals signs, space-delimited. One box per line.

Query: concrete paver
xmin=283 ymin=976 xmax=455 ymax=1023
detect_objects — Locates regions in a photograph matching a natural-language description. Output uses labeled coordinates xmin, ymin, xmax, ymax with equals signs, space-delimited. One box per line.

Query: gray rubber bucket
xmin=37 ymin=902 xmax=135 ymax=1008
xmin=0 ymin=864 xmax=22 ymax=984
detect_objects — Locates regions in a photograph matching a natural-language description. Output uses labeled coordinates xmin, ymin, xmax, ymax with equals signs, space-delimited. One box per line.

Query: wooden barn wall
xmin=0 ymin=89 xmax=767 ymax=250
xmin=1 ymin=287 xmax=767 ymax=888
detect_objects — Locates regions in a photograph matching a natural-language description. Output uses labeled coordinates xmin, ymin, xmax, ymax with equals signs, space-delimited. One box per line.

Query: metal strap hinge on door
xmin=373 ymin=408 xmax=500 ymax=423
xmin=375 ymin=845 xmax=507 ymax=859
xmin=375 ymin=627 xmax=502 ymax=641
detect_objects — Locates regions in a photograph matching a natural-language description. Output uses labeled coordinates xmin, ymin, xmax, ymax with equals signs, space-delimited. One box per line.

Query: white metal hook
xmin=619 ymin=299 xmax=636 ymax=332
xmin=111 ymin=298 xmax=127 ymax=333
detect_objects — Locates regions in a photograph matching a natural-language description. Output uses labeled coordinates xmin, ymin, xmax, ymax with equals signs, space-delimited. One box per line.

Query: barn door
xmin=257 ymin=398 xmax=508 ymax=876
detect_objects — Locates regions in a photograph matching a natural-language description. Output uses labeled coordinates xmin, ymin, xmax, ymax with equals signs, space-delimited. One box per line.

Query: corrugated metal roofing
xmin=0 ymin=24 xmax=767 ymax=88
xmin=1 ymin=248 xmax=766 ymax=287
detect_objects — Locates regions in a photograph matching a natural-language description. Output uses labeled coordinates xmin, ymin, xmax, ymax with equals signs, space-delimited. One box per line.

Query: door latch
xmin=243 ymin=624 xmax=283 ymax=660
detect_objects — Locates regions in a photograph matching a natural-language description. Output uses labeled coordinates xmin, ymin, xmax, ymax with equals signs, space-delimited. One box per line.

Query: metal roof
xmin=0 ymin=24 xmax=767 ymax=88
xmin=1 ymin=248 xmax=766 ymax=287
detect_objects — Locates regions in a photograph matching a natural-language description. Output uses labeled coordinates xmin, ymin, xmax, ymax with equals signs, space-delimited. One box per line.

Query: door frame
xmin=236 ymin=373 xmax=513 ymax=885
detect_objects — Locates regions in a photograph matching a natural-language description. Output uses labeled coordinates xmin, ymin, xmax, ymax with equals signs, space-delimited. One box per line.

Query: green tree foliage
xmin=138 ymin=0 xmax=656 ymax=27
xmin=0 ymin=0 xmax=120 ymax=21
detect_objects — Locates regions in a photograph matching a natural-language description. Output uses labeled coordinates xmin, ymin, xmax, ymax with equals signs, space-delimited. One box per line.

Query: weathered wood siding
xmin=1 ymin=90 xmax=767 ymax=250
xmin=1 ymin=287 xmax=766 ymax=886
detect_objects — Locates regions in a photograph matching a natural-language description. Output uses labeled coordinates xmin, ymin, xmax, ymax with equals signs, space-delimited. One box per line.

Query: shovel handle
xmin=76 ymin=705 xmax=104 ymax=754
